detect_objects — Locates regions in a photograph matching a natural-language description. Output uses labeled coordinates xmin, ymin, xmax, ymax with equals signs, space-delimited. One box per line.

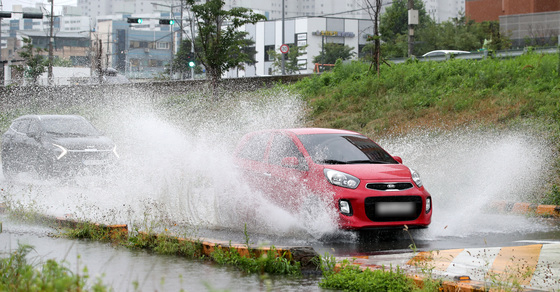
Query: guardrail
xmin=387 ymin=46 xmax=559 ymax=64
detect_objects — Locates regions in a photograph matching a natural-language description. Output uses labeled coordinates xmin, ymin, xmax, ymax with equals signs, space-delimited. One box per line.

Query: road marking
xmin=531 ymin=243 xmax=560 ymax=289
xmin=488 ymin=244 xmax=542 ymax=286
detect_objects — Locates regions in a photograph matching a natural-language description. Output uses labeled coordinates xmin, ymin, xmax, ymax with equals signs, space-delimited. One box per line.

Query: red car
xmin=234 ymin=128 xmax=432 ymax=230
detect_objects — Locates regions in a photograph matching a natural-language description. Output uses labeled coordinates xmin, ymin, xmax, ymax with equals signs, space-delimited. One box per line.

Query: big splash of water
xmin=0 ymin=89 xmax=555 ymax=242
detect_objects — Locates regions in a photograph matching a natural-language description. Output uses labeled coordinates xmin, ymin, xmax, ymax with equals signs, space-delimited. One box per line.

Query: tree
xmin=363 ymin=0 xmax=383 ymax=76
xmin=171 ymin=39 xmax=195 ymax=78
xmin=312 ymin=43 xmax=355 ymax=65
xmin=186 ymin=0 xmax=266 ymax=96
xmin=267 ymin=44 xmax=308 ymax=74
xmin=379 ymin=0 xmax=433 ymax=57
xmin=11 ymin=37 xmax=47 ymax=85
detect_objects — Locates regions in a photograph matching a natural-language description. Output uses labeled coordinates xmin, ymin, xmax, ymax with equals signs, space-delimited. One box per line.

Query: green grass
xmin=318 ymin=259 xmax=440 ymax=292
xmin=62 ymin=223 xmax=303 ymax=276
xmin=292 ymin=53 xmax=560 ymax=135
xmin=0 ymin=244 xmax=109 ymax=291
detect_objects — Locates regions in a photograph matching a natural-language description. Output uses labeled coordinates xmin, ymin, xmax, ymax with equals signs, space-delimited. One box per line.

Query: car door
xmin=24 ymin=118 xmax=44 ymax=168
xmin=235 ymin=131 xmax=272 ymax=193
xmin=8 ymin=118 xmax=32 ymax=169
xmin=265 ymin=132 xmax=309 ymax=208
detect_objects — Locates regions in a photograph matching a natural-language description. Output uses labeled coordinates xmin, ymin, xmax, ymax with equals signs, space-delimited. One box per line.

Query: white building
xmin=422 ymin=0 xmax=465 ymax=23
xmin=227 ymin=17 xmax=374 ymax=77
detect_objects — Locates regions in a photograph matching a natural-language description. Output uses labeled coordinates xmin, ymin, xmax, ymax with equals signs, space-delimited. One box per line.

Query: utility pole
xmin=407 ymin=0 xmax=418 ymax=58
xmin=281 ymin=0 xmax=285 ymax=75
xmin=48 ymin=0 xmax=54 ymax=85
xmin=0 ymin=3 xmax=4 ymax=87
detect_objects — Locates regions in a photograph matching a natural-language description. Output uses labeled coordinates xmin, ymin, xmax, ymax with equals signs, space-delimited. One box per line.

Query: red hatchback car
xmin=234 ymin=128 xmax=432 ymax=230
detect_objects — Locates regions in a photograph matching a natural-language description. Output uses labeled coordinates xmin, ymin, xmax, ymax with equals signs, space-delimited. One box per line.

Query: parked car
xmin=422 ymin=50 xmax=470 ymax=58
xmin=1 ymin=115 xmax=119 ymax=179
xmin=234 ymin=128 xmax=432 ymax=230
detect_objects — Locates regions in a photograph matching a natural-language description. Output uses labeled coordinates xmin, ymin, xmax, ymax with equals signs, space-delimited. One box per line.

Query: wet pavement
xmin=0 ymin=214 xmax=324 ymax=292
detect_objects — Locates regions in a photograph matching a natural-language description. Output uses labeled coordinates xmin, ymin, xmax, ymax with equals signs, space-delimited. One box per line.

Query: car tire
xmin=35 ymin=157 xmax=55 ymax=180
xmin=1 ymin=154 xmax=17 ymax=180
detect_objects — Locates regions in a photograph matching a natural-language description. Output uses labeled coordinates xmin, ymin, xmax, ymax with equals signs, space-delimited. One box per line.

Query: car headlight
xmin=324 ymin=169 xmax=360 ymax=189
xmin=409 ymin=168 xmax=423 ymax=188
xmin=112 ymin=145 xmax=120 ymax=159
xmin=339 ymin=199 xmax=353 ymax=215
xmin=52 ymin=143 xmax=67 ymax=160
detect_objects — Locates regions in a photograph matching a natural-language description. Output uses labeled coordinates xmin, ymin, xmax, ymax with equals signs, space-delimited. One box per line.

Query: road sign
xmin=280 ymin=44 xmax=289 ymax=54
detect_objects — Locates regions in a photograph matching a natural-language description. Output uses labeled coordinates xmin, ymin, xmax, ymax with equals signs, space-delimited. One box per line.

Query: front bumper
xmin=334 ymin=184 xmax=432 ymax=230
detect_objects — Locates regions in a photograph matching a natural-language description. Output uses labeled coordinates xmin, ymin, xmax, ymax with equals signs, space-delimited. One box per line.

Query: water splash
xmin=0 ymin=89 xmax=556 ymax=242
xmin=379 ymin=128 xmax=556 ymax=238
xmin=1 ymin=89 xmax=339 ymax=240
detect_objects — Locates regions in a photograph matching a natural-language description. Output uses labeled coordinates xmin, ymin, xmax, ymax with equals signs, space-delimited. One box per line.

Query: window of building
xmin=156 ymin=42 xmax=169 ymax=49
xmin=264 ymin=44 xmax=275 ymax=61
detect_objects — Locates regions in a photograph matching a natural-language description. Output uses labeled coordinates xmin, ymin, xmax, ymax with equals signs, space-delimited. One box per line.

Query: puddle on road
xmin=0 ymin=214 xmax=323 ymax=292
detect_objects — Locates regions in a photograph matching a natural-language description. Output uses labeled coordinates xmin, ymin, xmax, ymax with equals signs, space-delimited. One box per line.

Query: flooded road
xmin=1 ymin=92 xmax=559 ymax=291
xmin=0 ymin=214 xmax=324 ymax=292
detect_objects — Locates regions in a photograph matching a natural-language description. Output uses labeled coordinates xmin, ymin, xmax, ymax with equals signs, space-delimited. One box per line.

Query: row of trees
xmin=14 ymin=0 xmax=514 ymax=88
xmin=173 ymin=0 xmax=514 ymax=83
xmin=378 ymin=0 xmax=511 ymax=58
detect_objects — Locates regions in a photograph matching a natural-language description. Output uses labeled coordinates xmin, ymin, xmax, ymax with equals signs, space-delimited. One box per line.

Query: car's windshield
xmin=40 ymin=117 xmax=101 ymax=136
xmin=298 ymin=134 xmax=397 ymax=164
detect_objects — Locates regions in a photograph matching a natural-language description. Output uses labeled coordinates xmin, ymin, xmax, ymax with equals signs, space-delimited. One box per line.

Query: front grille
xmin=364 ymin=196 xmax=422 ymax=222
xmin=63 ymin=150 xmax=115 ymax=165
xmin=366 ymin=182 xmax=413 ymax=191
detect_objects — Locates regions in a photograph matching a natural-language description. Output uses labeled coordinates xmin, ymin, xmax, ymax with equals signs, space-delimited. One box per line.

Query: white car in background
xmin=422 ymin=50 xmax=470 ymax=57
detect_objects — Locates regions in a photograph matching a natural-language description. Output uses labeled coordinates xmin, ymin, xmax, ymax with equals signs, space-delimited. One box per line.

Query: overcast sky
xmin=1 ymin=0 xmax=76 ymax=12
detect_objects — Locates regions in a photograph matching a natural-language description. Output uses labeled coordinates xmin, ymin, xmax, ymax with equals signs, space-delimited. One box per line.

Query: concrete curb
xmin=0 ymin=203 xmax=319 ymax=271
xmin=491 ymin=201 xmax=560 ymax=217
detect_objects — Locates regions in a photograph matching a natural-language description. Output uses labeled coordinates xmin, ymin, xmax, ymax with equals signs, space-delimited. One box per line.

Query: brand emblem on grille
xmin=387 ymin=184 xmax=396 ymax=189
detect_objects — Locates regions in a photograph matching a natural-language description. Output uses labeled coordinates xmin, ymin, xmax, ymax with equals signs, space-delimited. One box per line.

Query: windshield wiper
xmin=318 ymin=159 xmax=348 ymax=164
xmin=348 ymin=160 xmax=392 ymax=164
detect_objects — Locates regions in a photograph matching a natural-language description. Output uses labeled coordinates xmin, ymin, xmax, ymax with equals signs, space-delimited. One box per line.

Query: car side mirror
xmin=27 ymin=131 xmax=39 ymax=138
xmin=281 ymin=157 xmax=300 ymax=168
xmin=393 ymin=156 xmax=403 ymax=164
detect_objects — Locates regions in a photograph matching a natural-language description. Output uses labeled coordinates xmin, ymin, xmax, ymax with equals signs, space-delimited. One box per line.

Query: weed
xmin=0 ymin=244 xmax=109 ymax=291
xmin=319 ymin=259 xmax=424 ymax=291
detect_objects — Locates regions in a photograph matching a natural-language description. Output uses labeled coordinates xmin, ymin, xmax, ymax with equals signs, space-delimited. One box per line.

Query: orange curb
xmin=139 ymin=231 xmax=296 ymax=261
xmin=491 ymin=201 xmax=560 ymax=218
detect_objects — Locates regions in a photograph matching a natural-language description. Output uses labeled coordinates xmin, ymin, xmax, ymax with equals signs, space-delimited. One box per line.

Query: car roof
xmin=259 ymin=128 xmax=362 ymax=136
xmin=422 ymin=50 xmax=470 ymax=56
xmin=14 ymin=114 xmax=86 ymax=121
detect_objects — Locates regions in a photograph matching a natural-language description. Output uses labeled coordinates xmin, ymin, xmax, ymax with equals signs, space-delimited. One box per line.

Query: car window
xmin=238 ymin=132 xmax=270 ymax=162
xmin=268 ymin=133 xmax=306 ymax=167
xmin=12 ymin=119 xmax=30 ymax=133
xmin=298 ymin=134 xmax=397 ymax=164
xmin=27 ymin=120 xmax=41 ymax=134
xmin=40 ymin=117 xmax=100 ymax=136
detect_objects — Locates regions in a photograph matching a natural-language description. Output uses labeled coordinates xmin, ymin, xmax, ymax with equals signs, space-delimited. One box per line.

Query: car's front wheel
xmin=34 ymin=157 xmax=56 ymax=180
xmin=1 ymin=154 xmax=18 ymax=180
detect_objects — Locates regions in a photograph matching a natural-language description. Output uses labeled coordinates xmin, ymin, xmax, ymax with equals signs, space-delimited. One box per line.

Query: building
xmin=227 ymin=17 xmax=373 ymax=77
xmin=423 ymin=0 xmax=466 ymax=23
xmin=97 ymin=13 xmax=179 ymax=79
xmin=466 ymin=0 xmax=560 ymax=22
xmin=466 ymin=0 xmax=560 ymax=47
xmin=501 ymin=11 xmax=560 ymax=47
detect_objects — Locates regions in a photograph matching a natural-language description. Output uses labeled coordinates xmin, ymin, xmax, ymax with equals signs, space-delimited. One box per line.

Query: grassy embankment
xmin=290 ymin=52 xmax=560 ymax=205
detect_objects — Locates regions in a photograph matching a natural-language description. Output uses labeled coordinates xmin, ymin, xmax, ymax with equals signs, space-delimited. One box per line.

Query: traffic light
xmin=159 ymin=19 xmax=174 ymax=25
xmin=127 ymin=18 xmax=143 ymax=24
xmin=187 ymin=52 xmax=196 ymax=68
xmin=0 ymin=11 xmax=12 ymax=18
xmin=22 ymin=13 xmax=43 ymax=19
